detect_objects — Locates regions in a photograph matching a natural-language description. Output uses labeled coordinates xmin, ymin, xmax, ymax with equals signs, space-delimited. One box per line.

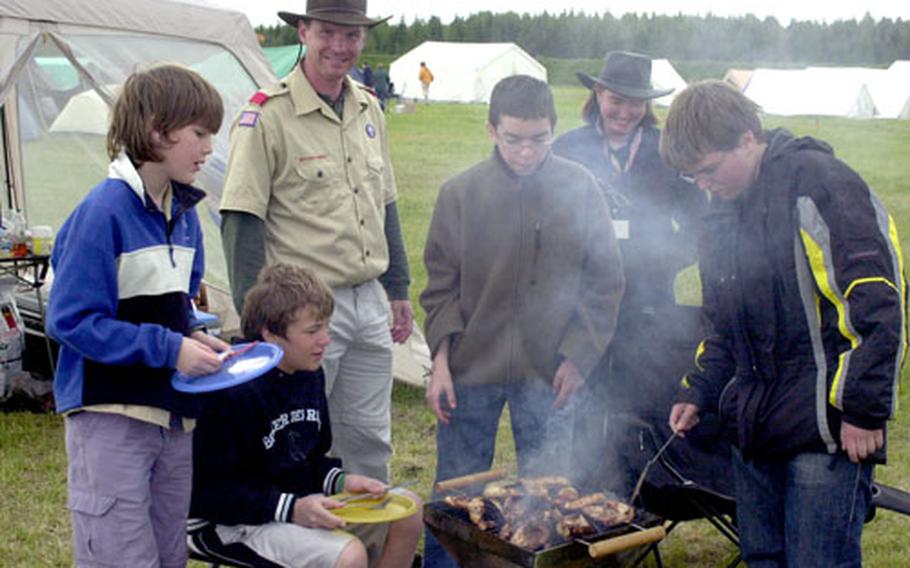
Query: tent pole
xmin=0 ymin=106 xmax=12 ymax=210
xmin=2 ymin=87 xmax=25 ymax=214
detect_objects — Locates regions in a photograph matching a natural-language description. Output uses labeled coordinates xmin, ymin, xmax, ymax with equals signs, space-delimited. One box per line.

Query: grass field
xmin=3 ymin=85 xmax=910 ymax=566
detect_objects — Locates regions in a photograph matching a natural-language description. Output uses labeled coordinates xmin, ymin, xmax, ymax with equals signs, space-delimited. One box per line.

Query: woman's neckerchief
xmin=602 ymin=125 xmax=643 ymax=180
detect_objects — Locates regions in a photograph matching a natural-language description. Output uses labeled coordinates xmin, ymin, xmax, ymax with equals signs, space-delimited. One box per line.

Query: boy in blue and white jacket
xmin=47 ymin=64 xmax=229 ymax=568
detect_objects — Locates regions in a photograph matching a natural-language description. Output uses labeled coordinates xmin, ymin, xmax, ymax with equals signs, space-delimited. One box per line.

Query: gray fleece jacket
xmin=420 ymin=150 xmax=625 ymax=385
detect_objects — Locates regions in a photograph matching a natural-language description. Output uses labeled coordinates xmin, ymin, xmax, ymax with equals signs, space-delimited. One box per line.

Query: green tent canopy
xmin=263 ymin=45 xmax=304 ymax=78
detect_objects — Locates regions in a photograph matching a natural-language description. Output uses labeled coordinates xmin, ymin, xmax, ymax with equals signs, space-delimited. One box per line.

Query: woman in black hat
xmin=552 ymin=51 xmax=708 ymax=491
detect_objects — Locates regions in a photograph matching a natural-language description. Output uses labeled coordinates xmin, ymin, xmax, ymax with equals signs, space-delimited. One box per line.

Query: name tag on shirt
xmin=613 ymin=219 xmax=630 ymax=240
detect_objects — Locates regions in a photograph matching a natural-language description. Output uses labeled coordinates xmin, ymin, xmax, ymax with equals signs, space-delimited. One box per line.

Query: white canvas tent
xmin=650 ymin=59 xmax=687 ymax=107
xmin=871 ymin=61 xmax=910 ymax=119
xmin=805 ymin=64 xmax=910 ymax=120
xmin=389 ymin=41 xmax=547 ymax=104
xmin=744 ymin=65 xmax=910 ymax=120
xmin=48 ymin=84 xmax=120 ymax=135
xmin=723 ymin=69 xmax=754 ymax=92
xmin=743 ymin=68 xmax=875 ymax=118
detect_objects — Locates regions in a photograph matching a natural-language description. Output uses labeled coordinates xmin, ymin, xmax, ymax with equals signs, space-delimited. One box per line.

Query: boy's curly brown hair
xmin=241 ymin=263 xmax=334 ymax=340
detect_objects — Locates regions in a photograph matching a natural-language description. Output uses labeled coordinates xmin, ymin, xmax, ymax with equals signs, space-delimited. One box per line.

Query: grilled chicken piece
xmin=509 ymin=519 xmax=554 ymax=550
xmin=497 ymin=521 xmax=514 ymax=540
xmin=581 ymin=500 xmax=634 ymax=527
xmin=522 ymin=484 xmax=550 ymax=498
xmin=556 ymin=513 xmax=597 ymax=539
xmin=442 ymin=495 xmax=471 ymax=510
xmin=468 ymin=497 xmax=505 ymax=531
xmin=563 ymin=492 xmax=608 ymax=510
xmin=445 ymin=477 xmax=633 ymax=548
xmin=503 ymin=494 xmax=552 ymax=520
xmin=522 ymin=476 xmax=572 ymax=497
xmin=483 ymin=482 xmax=524 ymax=500
xmin=522 ymin=475 xmax=572 ymax=487
xmin=553 ymin=485 xmax=580 ymax=505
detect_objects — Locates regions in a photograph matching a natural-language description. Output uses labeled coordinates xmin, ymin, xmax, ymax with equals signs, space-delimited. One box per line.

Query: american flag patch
xmin=238 ymin=111 xmax=259 ymax=127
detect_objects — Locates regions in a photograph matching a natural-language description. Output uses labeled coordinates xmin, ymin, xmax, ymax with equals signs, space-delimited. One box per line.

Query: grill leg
xmin=629 ymin=542 xmax=665 ymax=568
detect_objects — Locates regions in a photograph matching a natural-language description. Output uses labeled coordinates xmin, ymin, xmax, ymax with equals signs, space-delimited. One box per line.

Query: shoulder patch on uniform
xmin=357 ymin=84 xmax=378 ymax=98
xmin=238 ymin=110 xmax=260 ymax=127
xmin=249 ymin=91 xmax=270 ymax=106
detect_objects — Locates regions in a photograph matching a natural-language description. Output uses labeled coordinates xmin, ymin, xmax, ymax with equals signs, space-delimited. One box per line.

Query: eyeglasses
xmin=497 ymin=133 xmax=553 ymax=151
xmin=678 ymin=153 xmax=728 ymax=184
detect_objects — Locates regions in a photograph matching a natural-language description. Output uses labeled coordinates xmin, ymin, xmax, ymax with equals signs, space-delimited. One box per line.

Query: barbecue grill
xmin=424 ymin=470 xmax=667 ymax=568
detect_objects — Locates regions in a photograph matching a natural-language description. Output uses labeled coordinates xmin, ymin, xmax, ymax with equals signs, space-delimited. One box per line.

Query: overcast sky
xmin=200 ymin=0 xmax=910 ymax=28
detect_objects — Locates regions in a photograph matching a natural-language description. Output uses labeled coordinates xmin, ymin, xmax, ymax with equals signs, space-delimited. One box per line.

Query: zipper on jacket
xmin=164 ymin=202 xmax=192 ymax=269
xmin=717 ymin=375 xmax=738 ymax=423
xmin=733 ymin=204 xmax=761 ymax=377
xmin=530 ymin=222 xmax=541 ymax=286
xmin=509 ymin=180 xmax=526 ymax=379
xmin=145 ymin=197 xmax=177 ymax=268
xmin=165 ymin=217 xmax=177 ymax=268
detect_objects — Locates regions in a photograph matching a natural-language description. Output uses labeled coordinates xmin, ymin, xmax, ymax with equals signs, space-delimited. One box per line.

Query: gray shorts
xmin=323 ymin=279 xmax=394 ymax=483
xmin=65 ymin=411 xmax=192 ymax=568
xmin=190 ymin=521 xmax=389 ymax=567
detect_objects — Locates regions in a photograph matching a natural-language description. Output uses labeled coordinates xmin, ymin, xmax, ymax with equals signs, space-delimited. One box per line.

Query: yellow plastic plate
xmin=331 ymin=493 xmax=418 ymax=524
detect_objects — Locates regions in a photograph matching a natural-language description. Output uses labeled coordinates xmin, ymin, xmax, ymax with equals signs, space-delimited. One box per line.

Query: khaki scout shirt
xmin=220 ymin=65 xmax=396 ymax=287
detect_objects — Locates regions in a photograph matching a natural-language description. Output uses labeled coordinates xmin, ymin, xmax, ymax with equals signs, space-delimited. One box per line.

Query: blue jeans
xmin=732 ymin=448 xmax=872 ymax=568
xmin=423 ymin=379 xmax=575 ymax=568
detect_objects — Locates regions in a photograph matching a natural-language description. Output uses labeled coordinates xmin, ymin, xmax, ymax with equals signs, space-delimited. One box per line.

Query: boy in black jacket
xmin=189 ymin=264 xmax=421 ymax=567
xmin=663 ymin=80 xmax=905 ymax=568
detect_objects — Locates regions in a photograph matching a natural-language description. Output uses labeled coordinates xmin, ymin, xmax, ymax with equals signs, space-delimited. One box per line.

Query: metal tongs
xmin=629 ymin=431 xmax=679 ymax=505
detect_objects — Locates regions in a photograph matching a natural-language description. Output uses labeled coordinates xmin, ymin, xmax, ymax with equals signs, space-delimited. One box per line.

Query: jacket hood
xmin=762 ymin=128 xmax=834 ymax=165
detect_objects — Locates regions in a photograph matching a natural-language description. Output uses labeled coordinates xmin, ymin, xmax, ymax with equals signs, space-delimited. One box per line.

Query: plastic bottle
xmin=0 ymin=226 xmax=11 ymax=259
xmin=30 ymin=225 xmax=53 ymax=255
xmin=10 ymin=209 xmax=27 ymax=258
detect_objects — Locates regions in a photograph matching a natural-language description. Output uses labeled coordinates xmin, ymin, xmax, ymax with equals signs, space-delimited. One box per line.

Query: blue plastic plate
xmin=171 ymin=342 xmax=284 ymax=393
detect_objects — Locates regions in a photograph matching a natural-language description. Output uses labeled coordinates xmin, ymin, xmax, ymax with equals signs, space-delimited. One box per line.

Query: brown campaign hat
xmin=577 ymin=51 xmax=674 ymax=100
xmin=278 ymin=0 xmax=391 ymax=29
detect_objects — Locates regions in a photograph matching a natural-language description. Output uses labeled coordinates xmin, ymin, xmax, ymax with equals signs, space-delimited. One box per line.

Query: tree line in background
xmin=257 ymin=10 xmax=910 ymax=66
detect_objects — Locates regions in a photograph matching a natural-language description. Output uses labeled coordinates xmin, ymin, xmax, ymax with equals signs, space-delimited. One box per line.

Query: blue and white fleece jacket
xmin=48 ymin=154 xmax=206 ymax=417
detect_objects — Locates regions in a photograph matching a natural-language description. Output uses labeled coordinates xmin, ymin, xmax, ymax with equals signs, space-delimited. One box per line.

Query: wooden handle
xmin=587 ymin=525 xmax=667 ymax=558
xmin=434 ymin=468 xmax=508 ymax=493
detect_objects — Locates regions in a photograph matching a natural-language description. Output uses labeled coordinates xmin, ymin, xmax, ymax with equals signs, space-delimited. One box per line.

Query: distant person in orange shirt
xmin=418 ymin=61 xmax=434 ymax=103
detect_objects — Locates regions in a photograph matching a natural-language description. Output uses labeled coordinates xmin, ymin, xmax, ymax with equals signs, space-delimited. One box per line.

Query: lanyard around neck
xmin=605 ymin=126 xmax=643 ymax=177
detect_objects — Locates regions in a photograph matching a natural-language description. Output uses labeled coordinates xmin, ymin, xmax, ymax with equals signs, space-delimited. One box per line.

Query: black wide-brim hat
xmin=278 ymin=0 xmax=391 ymax=29
xmin=577 ymin=50 xmax=674 ymax=100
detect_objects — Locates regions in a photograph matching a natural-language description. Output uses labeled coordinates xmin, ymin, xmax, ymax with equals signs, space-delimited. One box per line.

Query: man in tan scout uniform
xmin=219 ymin=0 xmax=412 ymax=483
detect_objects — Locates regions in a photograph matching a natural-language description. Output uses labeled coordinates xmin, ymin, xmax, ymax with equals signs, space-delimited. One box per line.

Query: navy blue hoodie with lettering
xmin=190 ymin=366 xmax=344 ymax=526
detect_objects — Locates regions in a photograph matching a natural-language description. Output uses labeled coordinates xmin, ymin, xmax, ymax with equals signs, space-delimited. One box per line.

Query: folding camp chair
xmin=186 ymin=521 xmax=276 ymax=568
xmin=871 ymin=481 xmax=910 ymax=516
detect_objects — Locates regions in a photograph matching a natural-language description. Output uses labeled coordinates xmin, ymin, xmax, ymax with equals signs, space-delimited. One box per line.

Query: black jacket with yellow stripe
xmin=678 ymin=129 xmax=905 ymax=462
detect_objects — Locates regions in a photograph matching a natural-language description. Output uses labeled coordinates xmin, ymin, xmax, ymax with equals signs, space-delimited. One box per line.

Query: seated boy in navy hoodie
xmin=189 ymin=263 xmax=421 ymax=567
